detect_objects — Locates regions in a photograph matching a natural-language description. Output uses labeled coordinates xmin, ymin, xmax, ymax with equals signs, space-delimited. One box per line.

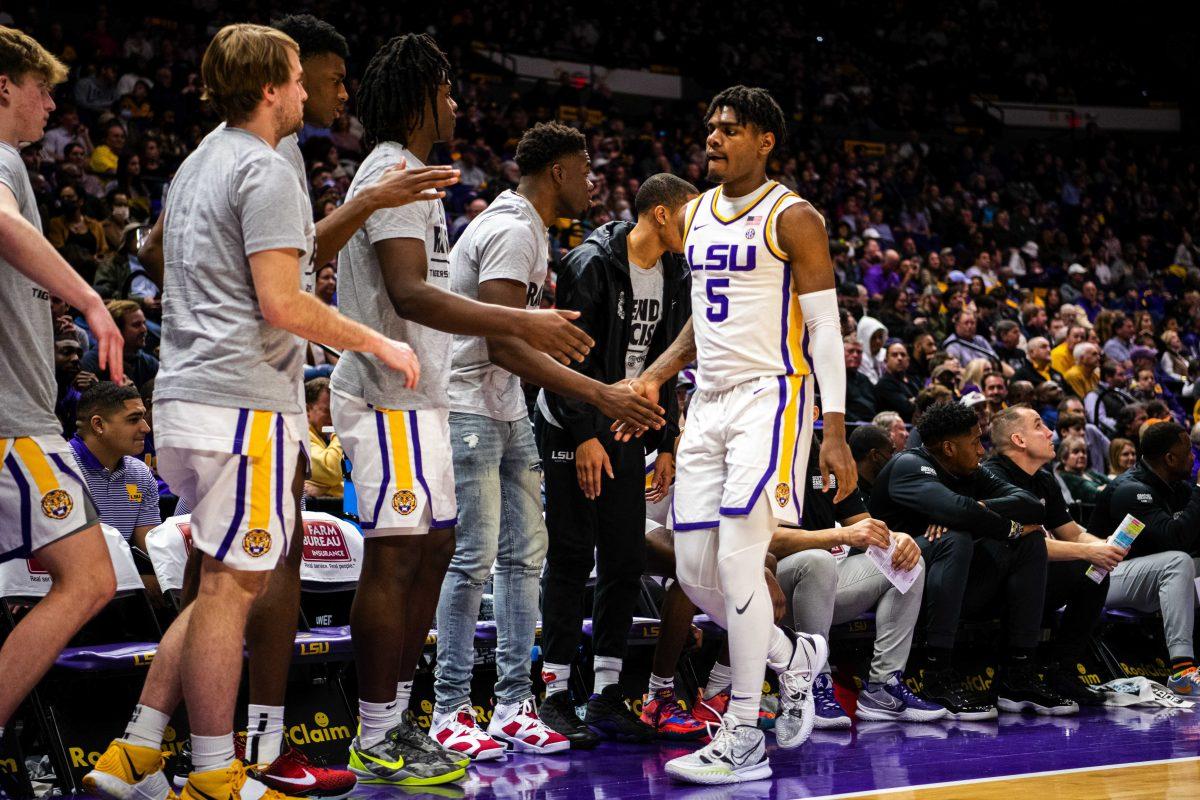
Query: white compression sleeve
xmin=798 ymin=288 xmax=845 ymax=414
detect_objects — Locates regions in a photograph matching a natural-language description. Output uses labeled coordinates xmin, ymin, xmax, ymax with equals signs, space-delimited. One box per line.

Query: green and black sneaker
xmin=347 ymin=731 xmax=465 ymax=787
xmin=393 ymin=711 xmax=470 ymax=768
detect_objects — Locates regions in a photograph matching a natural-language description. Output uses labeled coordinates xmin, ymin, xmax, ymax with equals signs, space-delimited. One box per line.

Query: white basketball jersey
xmin=684 ymin=181 xmax=809 ymax=392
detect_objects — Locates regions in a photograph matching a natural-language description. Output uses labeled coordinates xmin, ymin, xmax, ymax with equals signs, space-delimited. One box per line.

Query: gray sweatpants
xmin=1106 ymin=551 xmax=1200 ymax=661
xmin=775 ymin=549 xmax=925 ymax=684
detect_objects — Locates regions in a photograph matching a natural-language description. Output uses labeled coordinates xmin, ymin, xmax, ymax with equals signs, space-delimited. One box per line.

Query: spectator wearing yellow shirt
xmin=1051 ymin=323 xmax=1087 ymax=375
xmin=304 ymin=378 xmax=343 ymax=500
xmin=1063 ymin=342 xmax=1101 ymax=399
xmin=88 ymin=120 xmax=125 ymax=176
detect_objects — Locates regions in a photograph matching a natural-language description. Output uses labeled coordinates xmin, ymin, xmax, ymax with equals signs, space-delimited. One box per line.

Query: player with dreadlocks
xmin=331 ymin=33 xmax=621 ymax=783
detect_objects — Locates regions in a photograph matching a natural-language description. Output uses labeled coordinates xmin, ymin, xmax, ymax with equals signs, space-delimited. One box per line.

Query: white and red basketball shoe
xmin=485 ymin=698 xmax=570 ymax=754
xmin=429 ymin=704 xmax=507 ymax=761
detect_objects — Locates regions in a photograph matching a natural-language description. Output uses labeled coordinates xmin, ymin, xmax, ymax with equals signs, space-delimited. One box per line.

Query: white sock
xmin=766 ymin=628 xmax=795 ymax=673
xmin=190 ymin=733 xmax=236 ymax=773
xmin=593 ymin=656 xmax=622 ymax=695
xmin=394 ymin=681 xmax=414 ymax=713
xmin=124 ymin=704 xmax=171 ymax=750
xmin=245 ymin=704 xmax=285 ymax=764
xmin=647 ymin=673 xmax=674 ymax=694
xmin=705 ymin=662 xmax=732 ymax=699
xmin=541 ymin=662 xmax=571 ymax=697
xmin=358 ymin=699 xmax=399 ymax=749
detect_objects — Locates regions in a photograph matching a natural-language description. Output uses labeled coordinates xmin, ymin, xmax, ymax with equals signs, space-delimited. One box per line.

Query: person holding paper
xmin=981 ymin=406 xmax=1122 ymax=707
xmin=870 ymin=401 xmax=1077 ymax=718
xmin=1088 ymin=421 xmax=1200 ymax=696
xmin=772 ymin=438 xmax=945 ymax=729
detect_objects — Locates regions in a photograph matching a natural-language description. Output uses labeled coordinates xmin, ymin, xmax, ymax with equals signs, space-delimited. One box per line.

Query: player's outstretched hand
xmin=610 ymin=378 xmax=662 ymax=441
xmin=521 ymin=309 xmax=593 ymax=364
xmin=83 ymin=295 xmax=125 ymax=385
xmin=820 ymin=435 xmax=858 ymax=503
xmin=367 ymin=159 xmax=460 ymax=208
xmin=374 ymin=337 xmax=421 ymax=389
xmin=598 ymin=379 xmax=664 ymax=433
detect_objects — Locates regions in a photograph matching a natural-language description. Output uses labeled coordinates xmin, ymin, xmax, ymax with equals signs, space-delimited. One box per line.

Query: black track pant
xmin=536 ymin=416 xmax=648 ymax=666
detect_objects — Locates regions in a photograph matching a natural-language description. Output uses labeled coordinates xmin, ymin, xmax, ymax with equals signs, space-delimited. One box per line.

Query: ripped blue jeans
xmin=434 ymin=412 xmax=548 ymax=712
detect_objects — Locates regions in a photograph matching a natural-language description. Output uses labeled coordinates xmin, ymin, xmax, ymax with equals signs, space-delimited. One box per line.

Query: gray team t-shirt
xmin=448 ymin=190 xmax=548 ymax=421
xmin=155 ymin=126 xmax=313 ymax=414
xmin=0 ymin=142 xmax=59 ymax=437
xmin=206 ymin=126 xmax=315 ymax=292
xmin=626 ymin=259 xmax=664 ymax=379
xmin=331 ymin=143 xmax=452 ymax=409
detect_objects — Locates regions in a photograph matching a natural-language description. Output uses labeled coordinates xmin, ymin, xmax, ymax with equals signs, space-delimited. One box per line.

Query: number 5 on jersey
xmin=706 ymin=278 xmax=729 ymax=322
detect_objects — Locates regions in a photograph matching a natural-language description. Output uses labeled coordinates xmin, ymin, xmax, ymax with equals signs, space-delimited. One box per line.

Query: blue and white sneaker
xmin=812 ymin=674 xmax=851 ymax=730
xmin=855 ymin=672 xmax=948 ymax=722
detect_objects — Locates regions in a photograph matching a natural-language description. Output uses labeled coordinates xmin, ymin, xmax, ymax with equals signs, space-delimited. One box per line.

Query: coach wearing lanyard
xmin=535 ymin=173 xmax=696 ymax=745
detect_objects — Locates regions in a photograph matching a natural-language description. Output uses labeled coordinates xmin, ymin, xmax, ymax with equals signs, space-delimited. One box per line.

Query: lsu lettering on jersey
xmin=684 ymin=180 xmax=810 ymax=391
xmin=670 ymin=181 xmax=815 ymax=527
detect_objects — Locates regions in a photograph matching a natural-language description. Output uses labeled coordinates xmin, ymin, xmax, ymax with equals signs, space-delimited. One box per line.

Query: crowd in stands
xmin=13 ymin=2 xmax=1197 ymax=554
xmin=3 ymin=5 xmax=1200 ymax=795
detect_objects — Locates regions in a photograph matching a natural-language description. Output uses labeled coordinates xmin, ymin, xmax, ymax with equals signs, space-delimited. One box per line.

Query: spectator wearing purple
xmin=864 ymin=247 xmax=902 ymax=298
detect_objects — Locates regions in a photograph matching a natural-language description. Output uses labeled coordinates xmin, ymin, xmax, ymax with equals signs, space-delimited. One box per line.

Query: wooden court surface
xmin=833 ymin=756 xmax=1200 ymax=800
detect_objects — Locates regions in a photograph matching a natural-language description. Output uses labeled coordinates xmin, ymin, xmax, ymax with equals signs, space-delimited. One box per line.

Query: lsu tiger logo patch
xmin=243 ymin=529 xmax=272 ymax=558
xmin=774 ymin=482 xmax=792 ymax=508
xmin=392 ymin=489 xmax=418 ymax=516
xmin=41 ymin=489 xmax=74 ymax=519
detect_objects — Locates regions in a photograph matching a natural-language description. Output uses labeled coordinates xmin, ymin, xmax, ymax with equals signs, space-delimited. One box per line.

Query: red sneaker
xmin=693 ymin=688 xmax=775 ymax=732
xmin=237 ymin=735 xmax=357 ymax=799
xmin=640 ymin=689 xmax=706 ymax=740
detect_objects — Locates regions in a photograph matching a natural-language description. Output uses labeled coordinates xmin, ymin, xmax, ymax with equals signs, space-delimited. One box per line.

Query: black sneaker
xmin=1043 ymin=667 xmax=1103 ymax=707
xmin=584 ymin=685 xmax=655 ymax=743
xmin=920 ymin=667 xmax=998 ymax=721
xmin=0 ymin=735 xmax=32 ymax=800
xmin=539 ymin=690 xmax=600 ymax=749
xmin=996 ymin=664 xmax=1080 ymax=716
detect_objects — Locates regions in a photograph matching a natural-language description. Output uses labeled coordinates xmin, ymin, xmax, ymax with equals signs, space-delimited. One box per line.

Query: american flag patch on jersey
xmin=746 ymin=215 xmax=763 ymax=225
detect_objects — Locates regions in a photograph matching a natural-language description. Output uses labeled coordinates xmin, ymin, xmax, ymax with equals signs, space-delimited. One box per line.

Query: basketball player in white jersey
xmin=620 ymin=86 xmax=856 ymax=784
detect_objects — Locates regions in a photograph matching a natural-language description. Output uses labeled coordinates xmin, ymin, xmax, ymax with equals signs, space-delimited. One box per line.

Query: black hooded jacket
xmin=542 ymin=221 xmax=691 ymax=454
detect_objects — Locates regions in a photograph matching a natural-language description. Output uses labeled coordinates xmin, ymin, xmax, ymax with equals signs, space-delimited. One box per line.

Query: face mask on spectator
xmin=112 ymin=206 xmax=130 ymax=223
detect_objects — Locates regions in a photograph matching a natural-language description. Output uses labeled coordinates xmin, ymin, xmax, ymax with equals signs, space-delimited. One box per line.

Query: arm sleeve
xmin=887 ymin=456 xmax=1014 ymax=538
xmin=1115 ymin=482 xmax=1200 ymax=555
xmin=798 ymin=288 xmax=845 ymax=414
xmin=546 ymin=247 xmax=608 ymax=445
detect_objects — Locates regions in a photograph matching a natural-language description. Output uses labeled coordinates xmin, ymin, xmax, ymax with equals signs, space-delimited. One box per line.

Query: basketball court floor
xmin=328 ymin=705 xmax=1196 ymax=799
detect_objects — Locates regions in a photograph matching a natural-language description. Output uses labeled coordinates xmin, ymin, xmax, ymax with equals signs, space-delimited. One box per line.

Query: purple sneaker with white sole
xmin=812 ymin=674 xmax=851 ymax=730
xmin=855 ymin=672 xmax=948 ymax=722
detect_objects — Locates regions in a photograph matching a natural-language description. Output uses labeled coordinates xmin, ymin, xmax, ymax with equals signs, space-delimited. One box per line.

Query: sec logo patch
xmin=41 ymin=489 xmax=74 ymax=519
xmin=774 ymin=482 xmax=791 ymax=508
xmin=392 ymin=489 xmax=418 ymax=515
xmin=243 ymin=528 xmax=272 ymax=558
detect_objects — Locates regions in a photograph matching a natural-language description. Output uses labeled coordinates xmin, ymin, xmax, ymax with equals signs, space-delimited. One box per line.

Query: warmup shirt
xmin=869 ymin=447 xmax=1043 ymax=539
xmin=1088 ymin=460 xmax=1200 ymax=557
